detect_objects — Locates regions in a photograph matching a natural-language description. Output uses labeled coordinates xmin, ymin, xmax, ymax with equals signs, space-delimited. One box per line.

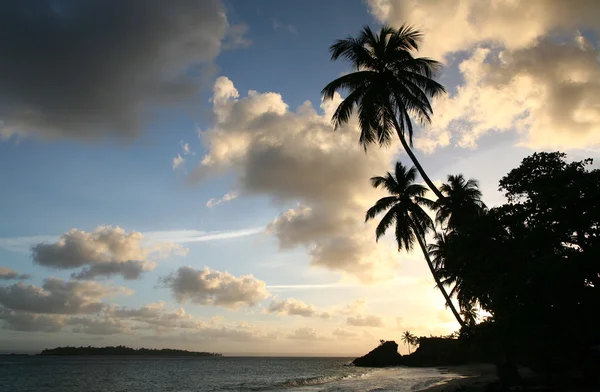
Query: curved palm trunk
xmin=412 ymin=224 xmax=467 ymax=329
xmin=390 ymin=115 xmax=445 ymax=201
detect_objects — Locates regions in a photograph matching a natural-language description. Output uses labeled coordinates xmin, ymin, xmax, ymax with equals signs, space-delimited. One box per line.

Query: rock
xmin=352 ymin=341 xmax=402 ymax=367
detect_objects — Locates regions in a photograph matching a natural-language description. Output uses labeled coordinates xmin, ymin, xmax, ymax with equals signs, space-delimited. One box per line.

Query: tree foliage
xmin=437 ymin=152 xmax=600 ymax=384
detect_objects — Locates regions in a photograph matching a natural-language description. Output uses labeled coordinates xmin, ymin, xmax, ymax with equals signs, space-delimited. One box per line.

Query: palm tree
xmin=322 ymin=25 xmax=447 ymax=199
xmin=428 ymin=230 xmax=478 ymax=314
xmin=428 ymin=175 xmax=486 ymax=315
xmin=365 ymin=162 xmax=467 ymax=328
xmin=460 ymin=301 xmax=479 ymax=327
xmin=435 ymin=175 xmax=486 ymax=231
xmin=402 ymin=330 xmax=414 ymax=354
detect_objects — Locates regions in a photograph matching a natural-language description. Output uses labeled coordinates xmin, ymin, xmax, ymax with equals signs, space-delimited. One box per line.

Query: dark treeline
xmin=39 ymin=346 xmax=222 ymax=357
xmin=323 ymin=24 xmax=600 ymax=390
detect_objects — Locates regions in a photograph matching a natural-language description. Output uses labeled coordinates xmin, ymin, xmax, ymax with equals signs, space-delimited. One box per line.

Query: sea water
xmin=0 ymin=356 xmax=461 ymax=392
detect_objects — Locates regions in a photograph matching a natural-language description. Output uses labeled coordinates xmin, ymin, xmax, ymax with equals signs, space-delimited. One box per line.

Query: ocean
xmin=0 ymin=356 xmax=461 ymax=392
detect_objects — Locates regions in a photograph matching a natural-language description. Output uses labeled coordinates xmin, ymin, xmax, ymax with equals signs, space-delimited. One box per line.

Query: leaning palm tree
xmin=366 ymin=162 xmax=466 ymax=328
xmin=322 ymin=25 xmax=447 ymax=199
xmin=435 ymin=175 xmax=486 ymax=231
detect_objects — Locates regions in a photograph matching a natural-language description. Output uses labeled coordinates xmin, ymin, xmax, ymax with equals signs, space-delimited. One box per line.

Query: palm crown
xmin=323 ymin=24 xmax=446 ymax=199
xmin=435 ymin=175 xmax=486 ymax=230
xmin=365 ymin=162 xmax=434 ymax=250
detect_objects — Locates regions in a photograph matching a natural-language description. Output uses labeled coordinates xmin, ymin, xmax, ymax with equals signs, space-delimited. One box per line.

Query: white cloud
xmin=346 ymin=314 xmax=384 ymax=328
xmin=172 ymin=154 xmax=186 ymax=170
xmin=369 ymin=0 xmax=600 ymax=152
xmin=206 ymin=191 xmax=238 ymax=208
xmin=367 ymin=0 xmax=600 ymax=60
xmin=189 ymin=77 xmax=400 ymax=283
xmin=159 ymin=266 xmax=270 ymax=309
xmin=417 ymin=41 xmax=600 ymax=152
xmin=266 ymin=297 xmax=331 ymax=319
xmin=31 ymin=226 xmax=187 ymax=280
xmin=0 ymin=267 xmax=30 ymax=280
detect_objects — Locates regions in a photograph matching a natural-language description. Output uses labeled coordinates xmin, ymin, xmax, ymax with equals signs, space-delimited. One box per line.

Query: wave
xmin=259 ymin=371 xmax=373 ymax=390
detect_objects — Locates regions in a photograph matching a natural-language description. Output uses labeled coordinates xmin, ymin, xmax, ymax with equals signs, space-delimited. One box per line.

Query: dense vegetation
xmin=39 ymin=346 xmax=221 ymax=357
xmin=326 ymin=25 xmax=600 ymax=390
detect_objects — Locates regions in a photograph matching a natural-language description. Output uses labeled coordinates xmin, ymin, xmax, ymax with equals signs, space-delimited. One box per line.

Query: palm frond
xmin=365 ymin=196 xmax=398 ymax=222
xmin=375 ymin=208 xmax=397 ymax=241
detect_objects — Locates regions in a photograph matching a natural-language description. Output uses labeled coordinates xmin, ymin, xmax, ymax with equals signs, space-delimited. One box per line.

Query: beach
xmin=421 ymin=364 xmax=499 ymax=392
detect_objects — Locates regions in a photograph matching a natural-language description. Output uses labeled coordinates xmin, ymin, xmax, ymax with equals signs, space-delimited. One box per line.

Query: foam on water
xmin=286 ymin=367 xmax=463 ymax=392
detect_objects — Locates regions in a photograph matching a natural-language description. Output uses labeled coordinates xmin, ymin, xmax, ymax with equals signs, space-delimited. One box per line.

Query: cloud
xmin=0 ymin=278 xmax=131 ymax=315
xmin=0 ymin=227 xmax=260 ymax=254
xmin=223 ymin=24 xmax=253 ymax=49
xmin=266 ymin=298 xmax=331 ymax=319
xmin=206 ymin=191 xmax=238 ymax=208
xmin=189 ymin=77 xmax=400 ymax=282
xmin=0 ymin=267 xmax=30 ymax=280
xmin=172 ymin=154 xmax=186 ymax=170
xmin=0 ymin=0 xmax=237 ymax=141
xmin=369 ymin=0 xmax=600 ymax=152
xmin=339 ymin=298 xmax=367 ymax=315
xmin=71 ymin=260 xmax=157 ymax=281
xmin=367 ymin=0 xmax=600 ymax=60
xmin=69 ymin=316 xmax=129 ymax=335
xmin=417 ymin=41 xmax=600 ymax=152
xmin=332 ymin=328 xmax=359 ymax=338
xmin=0 ymin=308 xmax=65 ymax=332
xmin=31 ymin=226 xmax=187 ymax=280
xmin=159 ymin=266 xmax=270 ymax=309
xmin=110 ymin=301 xmax=203 ymax=329
xmin=346 ymin=314 xmax=384 ymax=328
xmin=273 ymin=19 xmax=298 ymax=34
xmin=287 ymin=327 xmax=327 ymax=341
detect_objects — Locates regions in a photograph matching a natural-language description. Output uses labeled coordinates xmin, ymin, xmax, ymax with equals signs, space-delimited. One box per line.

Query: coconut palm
xmin=365 ymin=162 xmax=467 ymax=328
xmin=435 ymin=175 xmax=486 ymax=231
xmin=401 ymin=330 xmax=415 ymax=354
xmin=428 ymin=230 xmax=477 ymax=313
xmin=322 ymin=25 xmax=447 ymax=199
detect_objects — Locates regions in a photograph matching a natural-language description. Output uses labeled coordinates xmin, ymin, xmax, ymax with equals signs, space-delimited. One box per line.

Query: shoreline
xmin=422 ymin=364 xmax=498 ymax=392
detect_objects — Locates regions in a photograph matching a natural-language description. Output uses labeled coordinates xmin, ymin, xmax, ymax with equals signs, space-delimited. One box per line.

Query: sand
xmin=421 ymin=364 xmax=499 ymax=392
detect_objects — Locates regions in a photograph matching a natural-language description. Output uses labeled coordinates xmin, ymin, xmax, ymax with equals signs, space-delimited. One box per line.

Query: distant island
xmin=38 ymin=346 xmax=222 ymax=357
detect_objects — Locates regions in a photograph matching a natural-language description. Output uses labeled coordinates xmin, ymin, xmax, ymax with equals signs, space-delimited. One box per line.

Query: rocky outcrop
xmin=352 ymin=341 xmax=403 ymax=367
xmin=399 ymin=337 xmax=488 ymax=367
xmin=353 ymin=338 xmax=490 ymax=368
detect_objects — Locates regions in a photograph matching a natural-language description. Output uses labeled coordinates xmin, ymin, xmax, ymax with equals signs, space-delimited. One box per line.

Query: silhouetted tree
xmin=365 ymin=162 xmax=467 ymax=328
xmin=447 ymin=152 xmax=600 ymax=386
xmin=435 ymin=174 xmax=486 ymax=231
xmin=322 ymin=25 xmax=447 ymax=199
xmin=402 ymin=331 xmax=415 ymax=354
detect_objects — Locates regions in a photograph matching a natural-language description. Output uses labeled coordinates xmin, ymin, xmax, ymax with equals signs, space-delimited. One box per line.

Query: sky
xmin=1 ymin=0 xmax=600 ymax=356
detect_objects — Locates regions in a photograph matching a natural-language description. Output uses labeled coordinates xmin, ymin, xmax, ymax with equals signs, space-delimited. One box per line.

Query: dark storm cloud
xmin=0 ymin=0 xmax=229 ymax=140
